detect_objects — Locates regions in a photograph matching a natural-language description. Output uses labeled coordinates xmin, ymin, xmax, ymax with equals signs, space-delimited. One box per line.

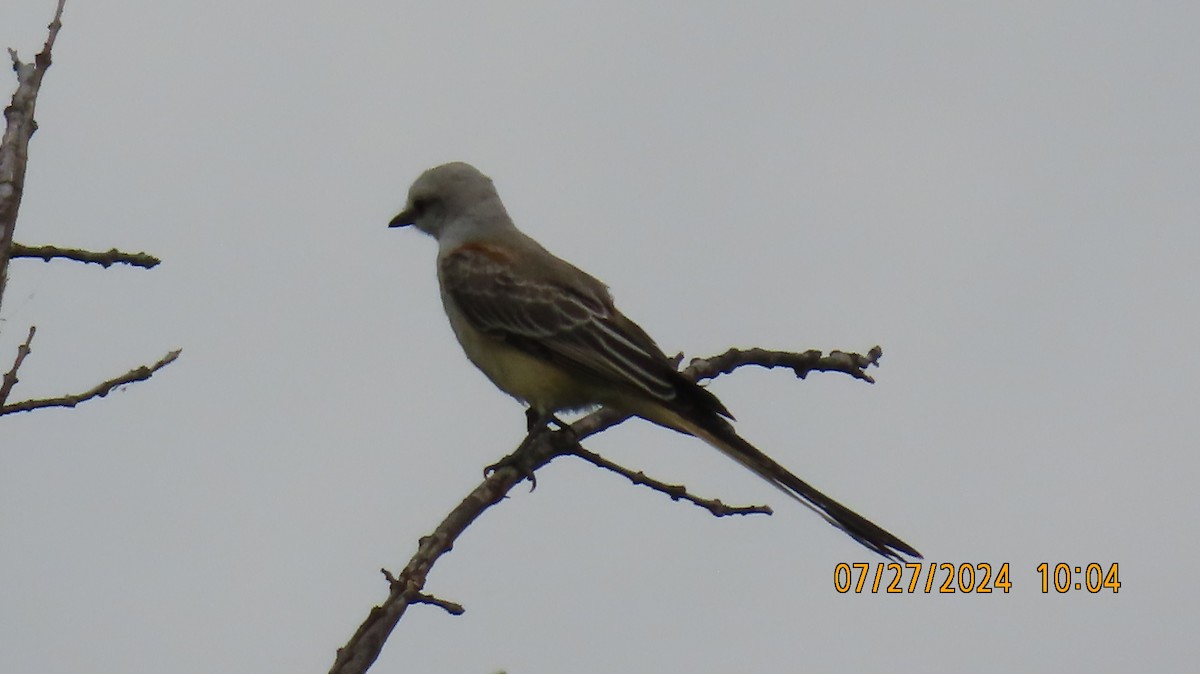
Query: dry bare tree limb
xmin=330 ymin=428 xmax=571 ymax=674
xmin=0 ymin=324 xmax=36 ymax=405
xmin=10 ymin=243 xmax=161 ymax=269
xmin=0 ymin=3 xmax=176 ymax=416
xmin=570 ymin=443 xmax=773 ymax=517
xmin=330 ymin=345 xmax=881 ymax=674
xmin=0 ymin=347 xmax=181 ymax=415
xmin=688 ymin=345 xmax=884 ymax=384
xmin=0 ymin=0 xmax=66 ymax=313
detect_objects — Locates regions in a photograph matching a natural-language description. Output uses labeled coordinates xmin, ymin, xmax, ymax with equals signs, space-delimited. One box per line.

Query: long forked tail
xmin=663 ymin=410 xmax=922 ymax=560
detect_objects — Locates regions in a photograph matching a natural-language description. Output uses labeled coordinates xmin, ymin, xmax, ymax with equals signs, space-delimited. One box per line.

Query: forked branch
xmin=329 ymin=345 xmax=883 ymax=674
xmin=0 ymin=1 xmax=176 ymax=416
xmin=0 ymin=348 xmax=182 ymax=416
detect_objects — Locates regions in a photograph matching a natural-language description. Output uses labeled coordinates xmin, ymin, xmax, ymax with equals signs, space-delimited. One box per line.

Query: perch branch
xmin=0 ymin=347 xmax=181 ymax=416
xmin=330 ymin=428 xmax=573 ymax=674
xmin=0 ymin=324 xmax=35 ymax=405
xmin=0 ymin=0 xmax=66 ymax=312
xmin=329 ymin=345 xmax=881 ymax=674
xmin=10 ymin=243 xmax=160 ymax=269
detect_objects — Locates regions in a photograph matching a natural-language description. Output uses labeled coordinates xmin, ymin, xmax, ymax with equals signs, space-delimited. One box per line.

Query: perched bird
xmin=389 ymin=162 xmax=920 ymax=559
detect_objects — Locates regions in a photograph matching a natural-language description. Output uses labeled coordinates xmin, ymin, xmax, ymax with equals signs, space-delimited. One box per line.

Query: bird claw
xmin=484 ymin=410 xmax=580 ymax=492
xmin=484 ymin=431 xmax=543 ymax=491
xmin=484 ymin=452 xmax=539 ymax=491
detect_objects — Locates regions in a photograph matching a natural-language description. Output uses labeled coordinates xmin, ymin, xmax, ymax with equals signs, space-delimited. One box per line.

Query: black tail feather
xmin=689 ymin=413 xmax=921 ymax=560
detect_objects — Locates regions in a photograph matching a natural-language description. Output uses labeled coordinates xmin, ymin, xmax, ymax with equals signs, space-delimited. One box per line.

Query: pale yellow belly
xmin=441 ymin=291 xmax=598 ymax=413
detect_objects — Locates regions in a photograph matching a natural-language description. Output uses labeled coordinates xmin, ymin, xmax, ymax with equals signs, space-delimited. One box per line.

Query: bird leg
xmin=483 ymin=410 xmax=580 ymax=490
xmin=525 ymin=408 xmax=579 ymax=441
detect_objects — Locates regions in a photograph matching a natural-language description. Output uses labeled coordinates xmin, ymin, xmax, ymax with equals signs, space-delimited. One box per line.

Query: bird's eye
xmin=411 ymin=196 xmax=431 ymax=213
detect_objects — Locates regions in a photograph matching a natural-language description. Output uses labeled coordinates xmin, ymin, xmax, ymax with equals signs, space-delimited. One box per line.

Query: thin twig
xmin=411 ymin=593 xmax=465 ymax=616
xmin=10 ymin=243 xmax=160 ymax=269
xmin=570 ymin=443 xmax=773 ymax=517
xmin=0 ymin=324 xmax=36 ymax=405
xmin=688 ymin=345 xmax=883 ymax=383
xmin=0 ymin=348 xmax=181 ymax=415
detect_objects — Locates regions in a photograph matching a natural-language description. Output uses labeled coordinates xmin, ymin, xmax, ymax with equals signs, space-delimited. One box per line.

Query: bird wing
xmin=439 ymin=242 xmax=685 ymax=403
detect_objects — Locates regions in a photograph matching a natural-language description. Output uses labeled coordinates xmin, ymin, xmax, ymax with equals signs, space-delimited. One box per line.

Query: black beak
xmin=388 ymin=209 xmax=415 ymax=228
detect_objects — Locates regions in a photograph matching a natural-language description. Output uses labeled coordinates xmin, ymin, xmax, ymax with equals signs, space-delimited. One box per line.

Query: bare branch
xmin=570 ymin=443 xmax=772 ymax=517
xmin=330 ymin=345 xmax=879 ymax=674
xmin=411 ymin=593 xmax=466 ymax=616
xmin=0 ymin=0 xmax=67 ymax=312
xmin=560 ymin=346 xmax=883 ymax=442
xmin=0 ymin=324 xmax=35 ymax=405
xmin=379 ymin=568 xmax=465 ymax=615
xmin=10 ymin=243 xmax=160 ymax=269
xmin=688 ymin=345 xmax=884 ymax=384
xmin=0 ymin=347 xmax=181 ymax=415
xmin=330 ymin=429 xmax=573 ymax=674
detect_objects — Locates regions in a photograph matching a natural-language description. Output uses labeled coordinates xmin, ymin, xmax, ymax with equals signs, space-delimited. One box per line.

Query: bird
xmin=389 ymin=162 xmax=920 ymax=560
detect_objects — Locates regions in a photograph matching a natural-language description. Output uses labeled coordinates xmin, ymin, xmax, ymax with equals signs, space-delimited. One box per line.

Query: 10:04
xmin=1036 ymin=562 xmax=1120 ymax=593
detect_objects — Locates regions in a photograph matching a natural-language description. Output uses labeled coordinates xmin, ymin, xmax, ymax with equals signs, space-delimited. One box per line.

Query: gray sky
xmin=2 ymin=1 xmax=1196 ymax=672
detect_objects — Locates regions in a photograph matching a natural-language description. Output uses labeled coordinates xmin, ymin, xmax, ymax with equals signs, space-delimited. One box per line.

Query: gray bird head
xmin=388 ymin=162 xmax=508 ymax=239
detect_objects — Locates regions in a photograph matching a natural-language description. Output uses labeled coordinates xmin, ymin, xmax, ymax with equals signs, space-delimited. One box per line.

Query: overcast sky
xmin=2 ymin=2 xmax=1197 ymax=672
